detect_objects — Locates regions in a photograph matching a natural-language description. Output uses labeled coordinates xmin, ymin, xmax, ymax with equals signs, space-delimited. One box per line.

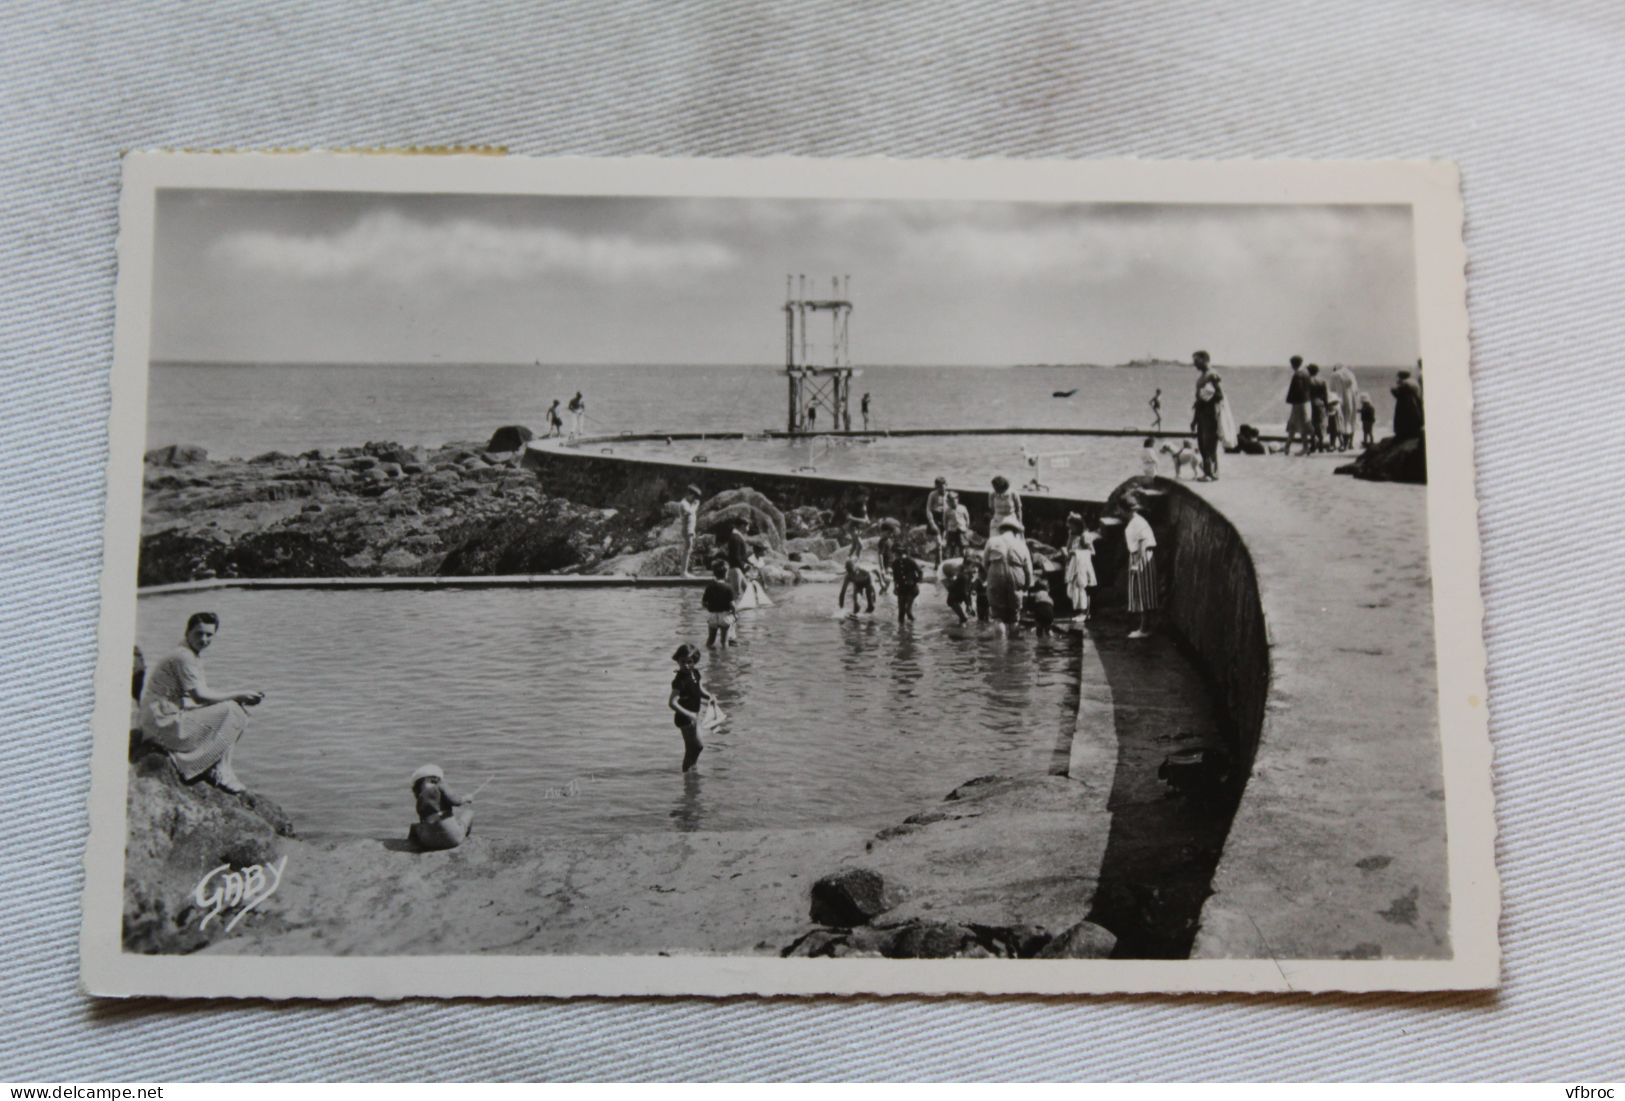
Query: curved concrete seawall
xmin=525 ymin=436 xmax=1105 ymax=543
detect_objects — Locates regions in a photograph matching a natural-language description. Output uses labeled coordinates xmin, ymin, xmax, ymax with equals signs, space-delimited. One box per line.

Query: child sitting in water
xmin=407 ymin=764 xmax=475 ymax=851
xmin=701 ymin=558 xmax=737 ymax=647
xmin=667 ymin=643 xmax=714 ymax=772
xmin=1027 ymin=582 xmax=1056 ymax=637
xmin=1140 ymin=437 xmax=1159 ymax=477
xmin=839 ymin=557 xmax=878 ymax=615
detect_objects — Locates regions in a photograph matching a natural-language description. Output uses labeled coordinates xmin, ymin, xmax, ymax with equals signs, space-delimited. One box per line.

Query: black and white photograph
xmin=81 ymin=154 xmax=1493 ymax=997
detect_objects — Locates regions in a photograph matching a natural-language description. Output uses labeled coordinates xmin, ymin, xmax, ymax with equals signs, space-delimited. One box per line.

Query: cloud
xmin=209 ymin=208 xmax=738 ymax=284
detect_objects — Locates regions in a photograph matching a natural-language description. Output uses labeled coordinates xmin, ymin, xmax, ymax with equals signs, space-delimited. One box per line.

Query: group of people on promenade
xmin=544 ymin=391 xmax=588 ymax=440
xmin=1145 ymin=352 xmax=1425 ymax=470
xmin=1280 ymin=357 xmax=1372 ymax=456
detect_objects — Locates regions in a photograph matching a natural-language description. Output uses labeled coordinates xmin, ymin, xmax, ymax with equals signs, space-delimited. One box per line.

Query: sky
xmin=152 ymin=189 xmax=1419 ymax=367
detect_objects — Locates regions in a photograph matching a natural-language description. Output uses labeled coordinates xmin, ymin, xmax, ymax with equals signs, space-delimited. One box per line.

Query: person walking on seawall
xmin=806 ymin=404 xmax=817 ymax=432
xmin=861 ymin=391 xmax=872 ymax=431
xmin=1392 ymin=370 xmax=1425 ymax=440
xmin=567 ymin=391 xmax=586 ymax=439
xmin=986 ymin=474 xmax=1022 ymax=541
xmin=545 ymin=399 xmax=563 ymax=438
xmin=983 ymin=516 xmax=1034 ymax=639
xmin=1149 ymin=388 xmax=1163 ymax=431
xmin=138 ymin=611 xmax=265 ymax=794
xmin=1123 ymin=495 xmax=1159 ymax=639
xmin=925 ymin=476 xmax=951 ymax=565
xmin=676 ymin=485 xmax=702 ymax=575
xmin=1330 ymin=364 xmax=1359 ymax=450
xmin=1283 ymin=355 xmax=1312 ymax=456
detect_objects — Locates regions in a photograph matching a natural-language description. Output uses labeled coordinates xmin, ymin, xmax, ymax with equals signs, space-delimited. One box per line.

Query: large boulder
xmin=809 ymin=867 xmax=897 ymax=927
xmin=486 ymin=425 xmax=535 ymax=453
xmin=144 ymin=444 xmax=208 ymax=466
xmin=1335 ymin=433 xmax=1426 ymax=484
xmin=123 ymin=735 xmax=295 ymax=953
xmin=698 ymin=488 xmax=787 ymax=543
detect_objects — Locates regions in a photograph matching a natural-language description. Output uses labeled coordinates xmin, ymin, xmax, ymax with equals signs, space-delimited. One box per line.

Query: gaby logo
xmin=193 ymin=854 xmax=288 ymax=933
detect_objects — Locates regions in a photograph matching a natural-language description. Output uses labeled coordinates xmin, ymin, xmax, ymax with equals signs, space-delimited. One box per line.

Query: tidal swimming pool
xmin=135 ymin=584 xmax=1081 ymax=839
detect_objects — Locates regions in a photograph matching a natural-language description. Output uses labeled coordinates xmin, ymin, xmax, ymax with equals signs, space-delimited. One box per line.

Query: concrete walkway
xmin=1184 ymin=454 xmax=1450 ymax=962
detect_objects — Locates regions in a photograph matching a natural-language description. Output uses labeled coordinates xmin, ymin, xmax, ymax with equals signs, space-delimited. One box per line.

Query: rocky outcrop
xmin=145 ymin=443 xmax=208 ymax=466
xmin=486 ymin=425 xmax=534 ymax=453
xmin=1335 ymin=433 xmax=1427 ymax=484
xmin=123 ymin=733 xmax=296 ymax=953
xmin=809 ymin=867 xmax=896 ymax=926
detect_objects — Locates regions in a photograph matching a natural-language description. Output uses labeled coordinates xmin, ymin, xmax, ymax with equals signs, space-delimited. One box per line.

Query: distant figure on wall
xmin=861 ymin=392 xmax=872 ymax=431
xmin=806 ymin=404 xmax=817 ymax=432
xmin=1392 ymin=370 xmax=1425 ymax=440
xmin=1149 ymin=388 xmax=1162 ymax=431
xmin=545 ymin=399 xmax=563 ymax=437
xmin=567 ymin=391 xmax=586 ymax=439
xmin=675 ymin=484 xmax=702 ymax=576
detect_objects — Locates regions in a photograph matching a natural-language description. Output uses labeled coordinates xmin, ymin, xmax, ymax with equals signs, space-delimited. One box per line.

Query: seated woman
xmin=137 ymin=611 xmax=264 ymax=793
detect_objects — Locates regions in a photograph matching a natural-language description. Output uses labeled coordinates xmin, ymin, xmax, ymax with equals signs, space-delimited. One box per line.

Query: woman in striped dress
xmin=1123 ymin=497 xmax=1159 ymax=639
xmin=986 ymin=475 xmax=1023 ymax=540
xmin=138 ymin=611 xmax=265 ymax=793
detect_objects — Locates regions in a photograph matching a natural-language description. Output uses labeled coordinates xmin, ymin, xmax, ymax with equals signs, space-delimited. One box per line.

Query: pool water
xmin=609 ymin=431 xmax=1292 ymax=501
xmin=135 ymin=584 xmax=1081 ymax=839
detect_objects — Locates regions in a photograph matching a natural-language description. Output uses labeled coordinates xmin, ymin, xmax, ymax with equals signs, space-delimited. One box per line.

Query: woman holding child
xmin=137 ymin=611 xmax=264 ymax=793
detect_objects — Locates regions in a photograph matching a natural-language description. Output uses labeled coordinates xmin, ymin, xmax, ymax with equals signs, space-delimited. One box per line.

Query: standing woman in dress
xmin=1123 ymin=496 xmax=1159 ymax=639
xmin=986 ymin=475 xmax=1023 ymax=540
xmin=138 ymin=612 xmax=265 ymax=792
xmin=983 ymin=516 xmax=1034 ymax=638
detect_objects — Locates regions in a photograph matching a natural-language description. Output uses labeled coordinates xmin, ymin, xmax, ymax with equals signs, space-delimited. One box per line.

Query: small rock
xmin=1035 ymin=920 xmax=1117 ymax=959
xmin=879 ymin=920 xmax=978 ymax=959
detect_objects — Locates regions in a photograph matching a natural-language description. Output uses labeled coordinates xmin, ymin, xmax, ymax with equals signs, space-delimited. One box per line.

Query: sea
xmin=146 ymin=361 xmax=1404 ymax=459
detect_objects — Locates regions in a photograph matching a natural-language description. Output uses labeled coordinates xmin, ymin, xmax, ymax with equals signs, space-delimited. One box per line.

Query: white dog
xmin=1159 ymin=441 xmax=1200 ymax=479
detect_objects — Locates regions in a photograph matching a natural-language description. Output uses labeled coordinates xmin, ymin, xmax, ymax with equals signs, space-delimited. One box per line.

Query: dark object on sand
xmin=1157 ymin=745 xmax=1233 ymax=797
xmin=1335 ymin=433 xmax=1426 ymax=484
xmin=1052 ymin=388 xmax=1077 ymax=398
xmin=485 ymin=424 xmax=534 ymax=452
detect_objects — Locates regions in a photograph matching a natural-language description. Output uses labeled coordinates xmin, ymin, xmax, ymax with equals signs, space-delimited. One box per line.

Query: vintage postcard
xmin=81 ymin=153 xmax=1495 ymax=997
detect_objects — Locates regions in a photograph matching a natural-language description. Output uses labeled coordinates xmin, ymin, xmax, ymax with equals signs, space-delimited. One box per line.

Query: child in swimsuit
xmin=701 ymin=559 xmax=737 ymax=647
xmin=1028 ymin=583 xmax=1056 ymax=638
xmin=407 ymin=764 xmax=475 ymax=851
xmin=892 ymin=551 xmax=922 ymax=626
xmin=839 ymin=558 xmax=878 ymax=615
xmin=667 ymin=643 xmax=713 ymax=771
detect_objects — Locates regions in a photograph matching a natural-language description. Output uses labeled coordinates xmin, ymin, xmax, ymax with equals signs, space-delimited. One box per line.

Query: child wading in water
xmin=701 ymin=558 xmax=737 ymax=647
xmin=668 ymin=643 xmax=714 ymax=771
xmin=407 ymin=764 xmax=475 ymax=851
xmin=839 ymin=557 xmax=878 ymax=615
xmin=1028 ymin=582 xmax=1056 ymax=638
xmin=892 ymin=549 xmax=922 ymax=626
xmin=944 ymin=556 xmax=979 ymax=625
xmin=876 ymin=520 xmax=899 ymax=595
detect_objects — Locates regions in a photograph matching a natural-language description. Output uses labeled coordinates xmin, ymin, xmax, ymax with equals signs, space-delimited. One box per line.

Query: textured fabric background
xmin=3 ymin=0 xmax=1622 ymax=1082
